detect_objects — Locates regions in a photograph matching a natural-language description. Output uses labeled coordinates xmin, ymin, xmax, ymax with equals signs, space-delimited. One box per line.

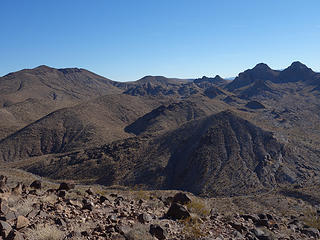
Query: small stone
xmin=258 ymin=213 xmax=267 ymax=220
xmin=11 ymin=183 xmax=23 ymax=195
xmin=241 ymin=214 xmax=259 ymax=222
xmin=30 ymin=180 xmax=42 ymax=189
xmin=138 ymin=213 xmax=152 ymax=224
xmin=57 ymin=190 xmax=66 ymax=198
xmin=99 ymin=195 xmax=109 ymax=204
xmin=27 ymin=209 xmax=39 ymax=219
xmin=228 ymin=222 xmax=247 ymax=233
xmin=301 ymin=227 xmax=320 ymax=238
xmin=232 ymin=230 xmax=243 ymax=239
xmin=8 ymin=230 xmax=24 ymax=240
xmin=111 ymin=234 xmax=126 ymax=240
xmin=69 ymin=199 xmax=83 ymax=208
xmin=115 ymin=225 xmax=130 ymax=235
xmin=58 ymin=182 xmax=75 ymax=191
xmin=109 ymin=215 xmax=118 ymax=223
xmin=0 ymin=220 xmax=12 ymax=238
xmin=0 ymin=199 xmax=9 ymax=215
xmin=28 ymin=190 xmax=37 ymax=195
xmin=38 ymin=211 xmax=48 ymax=218
xmin=5 ymin=210 xmax=18 ymax=221
xmin=86 ymin=188 xmax=93 ymax=195
xmin=55 ymin=218 xmax=66 ymax=227
xmin=266 ymin=214 xmax=274 ymax=220
xmin=149 ymin=224 xmax=167 ymax=240
xmin=105 ymin=225 xmax=114 ymax=233
xmin=0 ymin=175 xmax=7 ymax=185
xmin=252 ymin=227 xmax=274 ymax=240
xmin=81 ymin=230 xmax=89 ymax=237
xmin=254 ymin=219 xmax=269 ymax=228
xmin=16 ymin=216 xmax=29 ymax=229
xmin=67 ymin=231 xmax=82 ymax=238
xmin=82 ymin=200 xmax=94 ymax=211
xmin=0 ymin=176 xmax=8 ymax=193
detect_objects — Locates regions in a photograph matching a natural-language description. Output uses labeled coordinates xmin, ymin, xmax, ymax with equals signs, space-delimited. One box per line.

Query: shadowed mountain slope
xmin=124 ymin=95 xmax=230 ymax=136
xmin=0 ymin=94 xmax=165 ymax=162
xmin=277 ymin=61 xmax=317 ymax=83
xmin=225 ymin=63 xmax=279 ymax=92
xmin=18 ymin=111 xmax=298 ymax=197
xmin=125 ymin=101 xmax=208 ymax=136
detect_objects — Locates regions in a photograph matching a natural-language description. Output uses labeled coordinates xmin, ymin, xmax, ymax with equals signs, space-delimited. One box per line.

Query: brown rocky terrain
xmin=0 ymin=94 xmax=169 ymax=162
xmin=11 ymin=111 xmax=299 ymax=198
xmin=1 ymin=62 xmax=320 ymax=239
xmin=1 ymin=172 xmax=320 ymax=240
xmin=0 ymin=66 xmax=122 ymax=140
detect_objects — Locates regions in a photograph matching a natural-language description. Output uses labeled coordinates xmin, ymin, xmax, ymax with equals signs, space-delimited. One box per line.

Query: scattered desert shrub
xmin=135 ymin=190 xmax=150 ymax=200
xmin=124 ymin=224 xmax=153 ymax=240
xmin=95 ymin=188 xmax=109 ymax=196
xmin=186 ymin=199 xmax=210 ymax=218
xmin=180 ymin=216 xmax=206 ymax=240
xmin=65 ymin=189 xmax=84 ymax=200
xmin=25 ymin=225 xmax=65 ymax=240
xmin=303 ymin=209 xmax=320 ymax=229
xmin=41 ymin=194 xmax=58 ymax=204
xmin=129 ymin=185 xmax=150 ymax=201
xmin=220 ymin=212 xmax=233 ymax=222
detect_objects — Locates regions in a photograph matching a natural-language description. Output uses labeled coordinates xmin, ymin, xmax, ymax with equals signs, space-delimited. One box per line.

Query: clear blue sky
xmin=1 ymin=0 xmax=319 ymax=81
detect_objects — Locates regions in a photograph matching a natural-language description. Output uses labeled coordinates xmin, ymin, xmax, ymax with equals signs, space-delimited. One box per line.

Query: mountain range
xmin=1 ymin=62 xmax=320 ymax=197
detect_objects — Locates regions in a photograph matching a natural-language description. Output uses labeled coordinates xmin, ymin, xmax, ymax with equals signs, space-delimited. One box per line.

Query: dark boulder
xmin=57 ymin=190 xmax=66 ymax=198
xmin=172 ymin=193 xmax=191 ymax=205
xmin=166 ymin=202 xmax=190 ymax=220
xmin=149 ymin=224 xmax=167 ymax=240
xmin=301 ymin=227 xmax=320 ymax=238
xmin=30 ymin=180 xmax=42 ymax=190
xmin=58 ymin=182 xmax=75 ymax=191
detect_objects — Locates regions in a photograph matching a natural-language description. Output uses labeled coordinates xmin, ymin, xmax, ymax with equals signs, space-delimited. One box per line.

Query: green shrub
xmin=186 ymin=199 xmax=210 ymax=218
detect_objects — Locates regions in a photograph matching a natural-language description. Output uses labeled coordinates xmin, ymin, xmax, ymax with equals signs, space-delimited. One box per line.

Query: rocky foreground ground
xmin=0 ymin=174 xmax=319 ymax=240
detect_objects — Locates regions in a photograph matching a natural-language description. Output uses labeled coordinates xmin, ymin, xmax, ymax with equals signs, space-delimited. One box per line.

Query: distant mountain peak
xmin=138 ymin=75 xmax=167 ymax=82
xmin=34 ymin=65 xmax=52 ymax=70
xmin=253 ymin=63 xmax=271 ymax=71
xmin=201 ymin=75 xmax=224 ymax=80
xmin=277 ymin=61 xmax=315 ymax=83
xmin=288 ymin=61 xmax=309 ymax=70
xmin=213 ymin=75 xmax=224 ymax=80
xmin=225 ymin=63 xmax=277 ymax=91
